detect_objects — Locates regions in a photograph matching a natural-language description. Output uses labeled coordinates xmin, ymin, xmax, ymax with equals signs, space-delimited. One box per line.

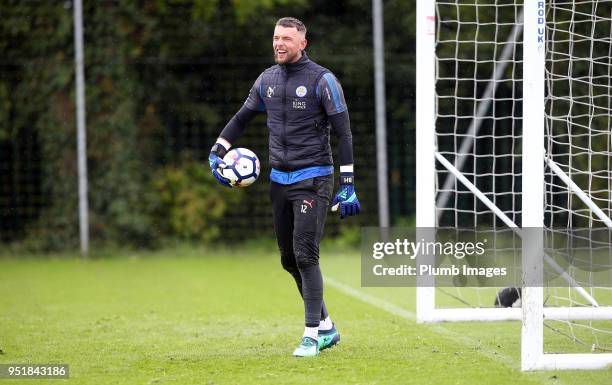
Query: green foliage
xmin=322 ymin=224 xmax=361 ymax=251
xmin=393 ymin=215 xmax=416 ymax=227
xmin=151 ymin=160 xmax=241 ymax=242
xmin=230 ymin=0 xmax=307 ymax=23
xmin=0 ymin=0 xmax=416 ymax=250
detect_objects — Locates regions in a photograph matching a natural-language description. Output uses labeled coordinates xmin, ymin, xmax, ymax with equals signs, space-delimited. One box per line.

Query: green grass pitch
xmin=1 ymin=246 xmax=611 ymax=384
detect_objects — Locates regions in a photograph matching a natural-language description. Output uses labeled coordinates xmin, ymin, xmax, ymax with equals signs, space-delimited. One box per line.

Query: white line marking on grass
xmin=325 ymin=277 xmax=416 ymax=319
xmin=324 ymin=276 xmax=562 ymax=384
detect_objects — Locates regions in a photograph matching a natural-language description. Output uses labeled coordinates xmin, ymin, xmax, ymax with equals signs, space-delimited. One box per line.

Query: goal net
xmin=416 ymin=0 xmax=612 ymax=370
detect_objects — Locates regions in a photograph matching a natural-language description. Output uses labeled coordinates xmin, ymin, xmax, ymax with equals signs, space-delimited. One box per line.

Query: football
xmin=494 ymin=287 xmax=522 ymax=308
xmin=221 ymin=147 xmax=261 ymax=187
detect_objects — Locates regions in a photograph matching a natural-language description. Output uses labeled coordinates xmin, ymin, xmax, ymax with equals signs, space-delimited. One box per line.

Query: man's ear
xmin=300 ymin=38 xmax=308 ymax=51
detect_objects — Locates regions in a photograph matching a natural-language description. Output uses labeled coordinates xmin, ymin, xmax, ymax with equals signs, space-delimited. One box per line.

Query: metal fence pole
xmin=73 ymin=0 xmax=90 ymax=257
xmin=372 ymin=0 xmax=390 ymax=228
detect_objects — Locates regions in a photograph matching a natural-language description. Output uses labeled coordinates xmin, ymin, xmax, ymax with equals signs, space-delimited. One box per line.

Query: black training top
xmin=219 ymin=52 xmax=353 ymax=172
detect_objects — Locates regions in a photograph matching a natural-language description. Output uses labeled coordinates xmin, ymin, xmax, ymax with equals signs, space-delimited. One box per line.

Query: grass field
xmin=1 ymin=245 xmax=611 ymax=385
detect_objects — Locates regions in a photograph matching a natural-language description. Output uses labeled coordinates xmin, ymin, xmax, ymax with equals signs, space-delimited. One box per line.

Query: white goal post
xmin=416 ymin=0 xmax=612 ymax=371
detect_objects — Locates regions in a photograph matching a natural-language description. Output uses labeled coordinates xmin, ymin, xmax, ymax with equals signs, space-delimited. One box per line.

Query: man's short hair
xmin=276 ymin=17 xmax=307 ymax=35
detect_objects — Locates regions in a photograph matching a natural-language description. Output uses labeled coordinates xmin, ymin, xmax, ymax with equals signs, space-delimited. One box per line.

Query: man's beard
xmin=274 ymin=50 xmax=299 ymax=64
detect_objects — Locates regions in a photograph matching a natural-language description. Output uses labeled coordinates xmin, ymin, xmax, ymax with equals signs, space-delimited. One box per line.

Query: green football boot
xmin=292 ymin=336 xmax=319 ymax=357
xmin=318 ymin=324 xmax=340 ymax=350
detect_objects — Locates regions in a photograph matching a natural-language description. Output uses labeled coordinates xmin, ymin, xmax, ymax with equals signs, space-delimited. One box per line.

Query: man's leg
xmin=270 ymin=182 xmax=298 ymax=284
xmin=289 ymin=176 xmax=338 ymax=352
xmin=270 ymin=181 xmax=329 ymax=321
xmin=271 ymin=177 xmax=335 ymax=356
xmin=289 ymin=177 xmax=331 ymax=326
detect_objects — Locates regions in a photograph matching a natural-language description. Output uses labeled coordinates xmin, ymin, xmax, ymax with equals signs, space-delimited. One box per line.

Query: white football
xmin=221 ymin=148 xmax=261 ymax=188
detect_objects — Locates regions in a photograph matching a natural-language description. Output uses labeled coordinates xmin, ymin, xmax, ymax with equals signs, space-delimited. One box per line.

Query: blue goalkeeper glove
xmin=331 ymin=172 xmax=361 ymax=219
xmin=208 ymin=143 xmax=232 ymax=188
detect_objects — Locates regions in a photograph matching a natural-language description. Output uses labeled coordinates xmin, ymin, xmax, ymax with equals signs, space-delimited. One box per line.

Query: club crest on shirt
xmin=295 ymin=86 xmax=307 ymax=97
xmin=267 ymin=86 xmax=275 ymax=98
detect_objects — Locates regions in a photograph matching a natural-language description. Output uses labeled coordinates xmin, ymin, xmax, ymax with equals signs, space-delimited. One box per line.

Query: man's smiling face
xmin=273 ymin=25 xmax=307 ymax=64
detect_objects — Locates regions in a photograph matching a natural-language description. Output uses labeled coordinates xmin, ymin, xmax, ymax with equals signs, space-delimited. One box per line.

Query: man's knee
xmin=280 ymin=248 xmax=299 ymax=273
xmin=294 ymin=237 xmax=319 ymax=269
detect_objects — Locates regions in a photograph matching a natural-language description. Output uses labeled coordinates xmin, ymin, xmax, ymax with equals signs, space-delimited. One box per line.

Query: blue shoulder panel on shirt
xmin=322 ymin=73 xmax=346 ymax=114
xmin=257 ymin=84 xmax=266 ymax=111
xmin=270 ymin=165 xmax=334 ymax=185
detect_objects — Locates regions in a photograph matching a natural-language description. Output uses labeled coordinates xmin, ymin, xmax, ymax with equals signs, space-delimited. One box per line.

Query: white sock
xmin=303 ymin=326 xmax=318 ymax=340
xmin=319 ymin=316 xmax=333 ymax=331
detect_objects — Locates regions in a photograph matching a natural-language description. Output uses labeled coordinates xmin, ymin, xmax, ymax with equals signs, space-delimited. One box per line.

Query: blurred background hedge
xmin=0 ymin=0 xmax=417 ymax=251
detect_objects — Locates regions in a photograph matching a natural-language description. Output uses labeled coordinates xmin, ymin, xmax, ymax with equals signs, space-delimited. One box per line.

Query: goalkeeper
xmin=208 ymin=17 xmax=360 ymax=357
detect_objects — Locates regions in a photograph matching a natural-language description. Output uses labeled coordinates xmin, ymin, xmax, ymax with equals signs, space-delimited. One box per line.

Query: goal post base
xmin=523 ymin=353 xmax=612 ymax=371
xmin=417 ymin=306 xmax=612 ymax=323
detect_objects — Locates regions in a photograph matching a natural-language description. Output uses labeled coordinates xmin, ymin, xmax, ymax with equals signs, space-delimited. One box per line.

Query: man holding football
xmin=208 ymin=17 xmax=360 ymax=357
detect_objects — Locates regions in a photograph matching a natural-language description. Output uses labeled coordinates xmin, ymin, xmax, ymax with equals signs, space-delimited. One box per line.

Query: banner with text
xmin=361 ymin=228 xmax=612 ymax=287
